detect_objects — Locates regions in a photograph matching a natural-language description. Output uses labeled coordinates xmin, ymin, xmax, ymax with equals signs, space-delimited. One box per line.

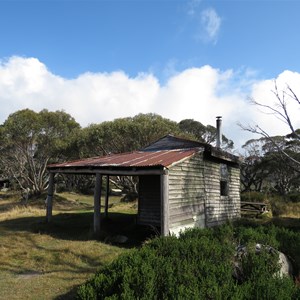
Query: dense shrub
xmin=269 ymin=194 xmax=300 ymax=217
xmin=241 ymin=191 xmax=267 ymax=203
xmin=269 ymin=195 xmax=285 ymax=217
xmin=286 ymin=193 xmax=300 ymax=203
xmin=77 ymin=224 xmax=300 ymax=300
xmin=275 ymin=227 xmax=300 ymax=275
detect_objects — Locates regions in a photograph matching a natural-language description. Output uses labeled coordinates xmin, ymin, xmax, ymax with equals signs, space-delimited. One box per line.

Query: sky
xmin=1 ymin=0 xmax=300 ymax=151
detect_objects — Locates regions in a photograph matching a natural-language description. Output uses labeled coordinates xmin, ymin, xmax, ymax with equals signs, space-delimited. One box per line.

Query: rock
xmin=108 ymin=235 xmax=128 ymax=244
xmin=278 ymin=251 xmax=293 ymax=277
xmin=110 ymin=188 xmax=123 ymax=196
xmin=235 ymin=243 xmax=293 ymax=280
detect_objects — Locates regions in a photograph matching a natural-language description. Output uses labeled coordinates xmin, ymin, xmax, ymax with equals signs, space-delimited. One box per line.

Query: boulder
xmin=234 ymin=243 xmax=293 ymax=280
xmin=278 ymin=251 xmax=293 ymax=277
xmin=106 ymin=235 xmax=129 ymax=244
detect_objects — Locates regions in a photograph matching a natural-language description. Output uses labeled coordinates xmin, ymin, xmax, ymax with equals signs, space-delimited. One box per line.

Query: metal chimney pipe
xmin=216 ymin=116 xmax=222 ymax=148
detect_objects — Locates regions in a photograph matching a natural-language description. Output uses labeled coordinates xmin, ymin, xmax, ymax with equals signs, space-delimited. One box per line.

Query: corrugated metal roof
xmin=48 ymin=148 xmax=200 ymax=170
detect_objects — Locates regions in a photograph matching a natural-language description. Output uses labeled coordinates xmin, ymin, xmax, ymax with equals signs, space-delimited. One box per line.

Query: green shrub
xmin=77 ymin=224 xmax=300 ymax=300
xmin=241 ymin=191 xmax=267 ymax=203
xmin=275 ymin=227 xmax=300 ymax=275
xmin=235 ymin=225 xmax=280 ymax=249
xmin=77 ymin=283 xmax=96 ymax=300
xmin=286 ymin=193 xmax=300 ymax=203
xmin=268 ymin=193 xmax=300 ymax=216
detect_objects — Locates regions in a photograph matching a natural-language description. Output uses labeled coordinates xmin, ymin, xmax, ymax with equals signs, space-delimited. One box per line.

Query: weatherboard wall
xmin=204 ymin=161 xmax=240 ymax=227
xmin=168 ymin=152 xmax=240 ymax=234
xmin=168 ymin=152 xmax=206 ymax=235
xmin=135 ymin=151 xmax=240 ymax=233
xmin=137 ymin=175 xmax=161 ymax=226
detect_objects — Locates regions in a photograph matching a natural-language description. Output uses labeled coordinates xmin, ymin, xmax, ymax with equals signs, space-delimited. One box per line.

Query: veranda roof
xmin=47 ymin=148 xmax=201 ymax=175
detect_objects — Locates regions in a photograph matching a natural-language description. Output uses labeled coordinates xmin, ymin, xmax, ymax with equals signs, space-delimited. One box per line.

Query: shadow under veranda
xmin=0 ymin=211 xmax=159 ymax=246
xmin=0 ymin=191 xmax=159 ymax=247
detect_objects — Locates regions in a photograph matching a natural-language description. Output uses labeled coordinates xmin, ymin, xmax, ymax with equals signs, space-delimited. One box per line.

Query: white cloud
xmin=187 ymin=0 xmax=202 ymax=16
xmin=249 ymin=70 xmax=300 ymax=138
xmin=0 ymin=56 xmax=299 ymax=150
xmin=0 ymin=57 xmax=159 ymax=126
xmin=200 ymin=8 xmax=222 ymax=44
xmin=184 ymin=3 xmax=221 ymax=45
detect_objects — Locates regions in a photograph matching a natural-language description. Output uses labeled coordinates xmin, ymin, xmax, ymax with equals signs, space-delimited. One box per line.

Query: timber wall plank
xmin=138 ymin=175 xmax=161 ymax=225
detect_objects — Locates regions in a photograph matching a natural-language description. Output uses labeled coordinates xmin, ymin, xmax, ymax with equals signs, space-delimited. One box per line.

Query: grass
xmin=241 ymin=191 xmax=300 ymax=219
xmin=0 ymin=191 xmax=150 ymax=300
xmin=1 ymin=191 xmax=299 ymax=299
xmin=271 ymin=200 xmax=300 ymax=218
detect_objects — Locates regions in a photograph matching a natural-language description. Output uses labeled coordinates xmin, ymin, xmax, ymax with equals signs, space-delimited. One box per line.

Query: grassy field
xmin=0 ymin=191 xmax=150 ymax=300
xmin=1 ymin=191 xmax=299 ymax=299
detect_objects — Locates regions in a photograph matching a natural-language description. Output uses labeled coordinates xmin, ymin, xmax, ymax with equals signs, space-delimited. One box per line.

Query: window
xmin=220 ymin=164 xmax=229 ymax=196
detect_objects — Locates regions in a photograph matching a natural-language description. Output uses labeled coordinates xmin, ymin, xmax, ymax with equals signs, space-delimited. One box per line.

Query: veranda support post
xmin=160 ymin=173 xmax=169 ymax=236
xmin=46 ymin=172 xmax=55 ymax=223
xmin=94 ymin=173 xmax=102 ymax=237
xmin=105 ymin=175 xmax=109 ymax=218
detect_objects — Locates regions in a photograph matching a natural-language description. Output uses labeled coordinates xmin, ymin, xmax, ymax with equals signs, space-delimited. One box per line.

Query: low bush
xmin=269 ymin=195 xmax=300 ymax=217
xmin=275 ymin=227 xmax=300 ymax=275
xmin=77 ymin=224 xmax=300 ymax=300
xmin=286 ymin=193 xmax=300 ymax=203
xmin=241 ymin=191 xmax=267 ymax=203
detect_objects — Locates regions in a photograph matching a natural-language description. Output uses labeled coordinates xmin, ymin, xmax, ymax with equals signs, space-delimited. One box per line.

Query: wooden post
xmin=160 ymin=173 xmax=169 ymax=236
xmin=94 ymin=173 xmax=102 ymax=237
xmin=46 ymin=172 xmax=55 ymax=223
xmin=105 ymin=175 xmax=109 ymax=218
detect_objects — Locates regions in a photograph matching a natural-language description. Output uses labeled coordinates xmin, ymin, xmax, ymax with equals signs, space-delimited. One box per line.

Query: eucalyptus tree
xmin=260 ymin=135 xmax=300 ymax=194
xmin=0 ymin=109 xmax=80 ymax=196
xmin=179 ymin=119 xmax=234 ymax=150
xmin=68 ymin=113 xmax=181 ymax=195
xmin=241 ymin=135 xmax=300 ymax=195
xmin=240 ymin=138 xmax=266 ymax=192
xmin=71 ymin=113 xmax=181 ymax=158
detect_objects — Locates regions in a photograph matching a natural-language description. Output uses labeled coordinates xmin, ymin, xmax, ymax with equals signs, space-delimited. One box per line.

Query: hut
xmin=46 ymin=132 xmax=240 ymax=237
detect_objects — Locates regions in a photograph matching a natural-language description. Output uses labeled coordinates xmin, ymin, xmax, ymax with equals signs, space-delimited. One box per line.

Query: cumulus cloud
xmin=0 ymin=56 xmax=159 ymax=126
xmin=249 ymin=70 xmax=300 ymax=138
xmin=0 ymin=56 xmax=299 ymax=150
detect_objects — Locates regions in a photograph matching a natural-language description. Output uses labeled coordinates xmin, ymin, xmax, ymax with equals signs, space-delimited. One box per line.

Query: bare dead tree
xmin=238 ymin=81 xmax=300 ymax=169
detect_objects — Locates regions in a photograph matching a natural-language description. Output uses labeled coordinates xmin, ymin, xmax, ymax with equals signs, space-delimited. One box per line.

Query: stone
xmin=278 ymin=251 xmax=293 ymax=277
xmin=234 ymin=243 xmax=293 ymax=280
xmin=108 ymin=235 xmax=128 ymax=244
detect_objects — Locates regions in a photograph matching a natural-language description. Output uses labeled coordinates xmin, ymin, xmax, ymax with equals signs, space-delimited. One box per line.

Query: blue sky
xmin=1 ymin=0 xmax=300 ymax=150
xmin=2 ymin=0 xmax=300 ymax=79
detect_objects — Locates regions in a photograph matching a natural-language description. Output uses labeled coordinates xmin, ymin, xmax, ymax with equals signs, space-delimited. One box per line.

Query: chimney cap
xmin=216 ymin=116 xmax=222 ymax=119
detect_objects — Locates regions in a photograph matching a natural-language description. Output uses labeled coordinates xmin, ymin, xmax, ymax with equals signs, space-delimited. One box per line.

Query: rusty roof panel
xmin=48 ymin=149 xmax=201 ymax=170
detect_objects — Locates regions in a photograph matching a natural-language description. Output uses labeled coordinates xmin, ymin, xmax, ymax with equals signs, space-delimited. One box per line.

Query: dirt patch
xmin=17 ymin=271 xmax=44 ymax=279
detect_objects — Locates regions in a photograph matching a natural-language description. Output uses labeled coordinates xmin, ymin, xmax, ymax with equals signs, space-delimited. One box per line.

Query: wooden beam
xmin=94 ymin=173 xmax=102 ymax=237
xmin=48 ymin=168 xmax=165 ymax=176
xmin=105 ymin=175 xmax=109 ymax=218
xmin=160 ymin=174 xmax=169 ymax=236
xmin=46 ymin=173 xmax=55 ymax=223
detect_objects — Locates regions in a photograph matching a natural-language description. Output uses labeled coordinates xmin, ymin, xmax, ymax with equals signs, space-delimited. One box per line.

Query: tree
xmin=68 ymin=113 xmax=181 ymax=194
xmin=240 ymin=139 xmax=266 ymax=192
xmin=0 ymin=109 xmax=80 ymax=196
xmin=70 ymin=113 xmax=181 ymax=158
xmin=239 ymin=82 xmax=300 ymax=170
xmin=240 ymin=136 xmax=300 ymax=195
xmin=260 ymin=136 xmax=300 ymax=194
xmin=178 ymin=119 xmax=234 ymax=150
